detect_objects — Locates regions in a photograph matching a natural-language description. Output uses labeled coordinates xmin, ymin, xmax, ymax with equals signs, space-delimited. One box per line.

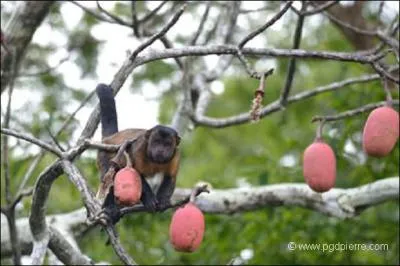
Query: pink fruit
xmin=303 ymin=140 xmax=336 ymax=193
xmin=114 ymin=167 xmax=142 ymax=206
xmin=362 ymin=106 xmax=399 ymax=157
xmin=169 ymin=202 xmax=205 ymax=252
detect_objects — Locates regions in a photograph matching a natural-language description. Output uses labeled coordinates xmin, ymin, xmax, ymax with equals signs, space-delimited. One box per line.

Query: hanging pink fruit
xmin=169 ymin=202 xmax=205 ymax=252
xmin=362 ymin=106 xmax=399 ymax=157
xmin=114 ymin=167 xmax=142 ymax=206
xmin=303 ymin=120 xmax=336 ymax=193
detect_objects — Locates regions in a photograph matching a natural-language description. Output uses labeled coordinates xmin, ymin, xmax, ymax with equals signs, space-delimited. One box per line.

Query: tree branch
xmin=279 ymin=2 xmax=306 ymax=106
xmin=29 ymin=161 xmax=63 ymax=265
xmin=0 ymin=128 xmax=63 ymax=157
xmin=129 ymin=3 xmax=187 ymax=61
xmin=238 ymin=1 xmax=293 ymax=48
xmin=192 ymin=71 xmax=384 ymax=128
xmin=174 ymin=177 xmax=399 ymax=218
xmin=311 ymin=100 xmax=399 ymax=123
xmin=2 ymin=177 xmax=397 ymax=259
xmin=77 ymin=44 xmax=386 ymax=143
xmin=48 ymin=226 xmax=92 ymax=265
xmin=190 ymin=1 xmax=212 ymax=45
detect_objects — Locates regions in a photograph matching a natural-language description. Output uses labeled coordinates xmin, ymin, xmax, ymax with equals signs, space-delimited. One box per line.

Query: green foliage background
xmin=1 ymin=2 xmax=399 ymax=265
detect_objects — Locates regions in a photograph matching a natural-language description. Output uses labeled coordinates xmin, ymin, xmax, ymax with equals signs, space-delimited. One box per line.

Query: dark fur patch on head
xmin=146 ymin=125 xmax=180 ymax=164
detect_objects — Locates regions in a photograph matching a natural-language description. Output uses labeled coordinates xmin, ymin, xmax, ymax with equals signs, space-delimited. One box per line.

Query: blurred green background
xmin=1 ymin=1 xmax=399 ymax=265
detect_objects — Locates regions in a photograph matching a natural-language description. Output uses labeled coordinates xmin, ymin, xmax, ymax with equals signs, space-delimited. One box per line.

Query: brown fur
xmin=97 ymin=128 xmax=180 ymax=179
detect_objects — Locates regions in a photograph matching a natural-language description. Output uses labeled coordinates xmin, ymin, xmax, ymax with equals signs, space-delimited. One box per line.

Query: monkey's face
xmin=146 ymin=125 xmax=180 ymax=164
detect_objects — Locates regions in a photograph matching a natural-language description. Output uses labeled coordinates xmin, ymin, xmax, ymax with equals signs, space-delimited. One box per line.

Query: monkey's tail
xmin=96 ymin=84 xmax=118 ymax=137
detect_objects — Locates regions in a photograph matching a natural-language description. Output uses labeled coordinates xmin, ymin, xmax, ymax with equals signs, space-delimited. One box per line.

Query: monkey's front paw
xmin=141 ymin=195 xmax=159 ymax=212
xmin=156 ymin=198 xmax=171 ymax=212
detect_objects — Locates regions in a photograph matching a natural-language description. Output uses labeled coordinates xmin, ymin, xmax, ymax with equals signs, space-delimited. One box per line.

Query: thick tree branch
xmin=175 ymin=177 xmax=399 ymax=218
xmin=29 ymin=161 xmax=63 ymax=265
xmin=48 ymin=226 xmax=92 ymax=265
xmin=2 ymin=176 xmax=398 ymax=259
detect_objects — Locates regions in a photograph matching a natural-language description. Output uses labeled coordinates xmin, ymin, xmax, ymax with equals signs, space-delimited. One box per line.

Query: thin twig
xmin=238 ymin=1 xmax=293 ymax=48
xmin=95 ymin=1 xmax=132 ymax=27
xmin=104 ymin=226 xmax=137 ymax=265
xmin=382 ymin=77 xmax=393 ymax=106
xmin=17 ymin=56 xmax=69 ymax=77
xmin=68 ymin=1 xmax=117 ymax=24
xmin=130 ymin=1 xmax=140 ymax=37
xmin=16 ymin=155 xmax=41 ymax=195
xmin=130 ymin=3 xmax=187 ymax=61
xmin=158 ymin=35 xmax=184 ymax=69
xmin=300 ymin=1 xmax=338 ymax=16
xmin=311 ymin=100 xmax=399 ymax=123
xmin=2 ymin=47 xmax=22 ymax=265
xmin=0 ymin=127 xmax=63 ymax=157
xmin=315 ymin=1 xmax=399 ymax=52
xmin=190 ymin=1 xmax=211 ymax=45
xmin=201 ymin=12 xmax=222 ymax=45
xmin=279 ymin=2 xmax=306 ymax=106
xmin=371 ymin=62 xmax=399 ymax=84
xmin=11 ymin=187 xmax=33 ymax=210
xmin=139 ymin=1 xmax=168 ymax=24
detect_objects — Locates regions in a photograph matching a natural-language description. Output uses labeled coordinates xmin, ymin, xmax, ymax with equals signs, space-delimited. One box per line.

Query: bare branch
xmin=279 ymin=2 xmax=306 ymax=106
xmin=2 ymin=177 xmax=398 ymax=260
xmin=77 ymin=45 xmax=391 ymax=143
xmin=132 ymin=45 xmax=384 ymax=64
xmin=129 ymin=3 xmax=187 ymax=61
xmin=315 ymin=2 xmax=399 ymax=53
xmin=11 ymin=188 xmax=33 ymax=210
xmin=0 ymin=128 xmax=62 ymax=157
xmin=139 ymin=1 xmax=168 ymax=24
xmin=30 ymin=234 xmax=50 ymax=265
xmin=190 ymin=1 xmax=212 ymax=45
xmin=103 ymin=226 xmax=137 ymax=265
xmin=48 ymin=226 xmax=92 ymax=265
xmin=311 ymin=100 xmax=399 ymax=123
xmin=158 ymin=36 xmax=184 ymax=69
xmin=29 ymin=161 xmax=63 ymax=265
xmin=17 ymin=56 xmax=69 ymax=78
xmin=60 ymin=160 xmax=99 ymax=216
xmin=371 ymin=62 xmax=400 ymax=84
xmin=130 ymin=1 xmax=140 ymax=37
xmin=68 ymin=1 xmax=130 ymax=27
xmin=192 ymin=71 xmax=383 ymax=128
xmin=95 ymin=1 xmax=132 ymax=27
xmin=238 ymin=1 xmax=293 ymax=48
xmin=174 ymin=177 xmax=399 ymax=218
xmin=2 ymin=48 xmax=22 ymax=266
xmin=301 ymin=1 xmax=338 ymax=16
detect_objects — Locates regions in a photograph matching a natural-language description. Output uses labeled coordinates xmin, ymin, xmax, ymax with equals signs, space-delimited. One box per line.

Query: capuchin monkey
xmin=95 ymin=84 xmax=180 ymax=223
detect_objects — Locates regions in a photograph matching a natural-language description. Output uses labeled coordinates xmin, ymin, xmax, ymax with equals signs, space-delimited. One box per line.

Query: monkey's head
xmin=146 ymin=125 xmax=180 ymax=164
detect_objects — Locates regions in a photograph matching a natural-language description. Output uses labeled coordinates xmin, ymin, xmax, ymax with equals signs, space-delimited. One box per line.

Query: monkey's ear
xmin=176 ymin=135 xmax=181 ymax=146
